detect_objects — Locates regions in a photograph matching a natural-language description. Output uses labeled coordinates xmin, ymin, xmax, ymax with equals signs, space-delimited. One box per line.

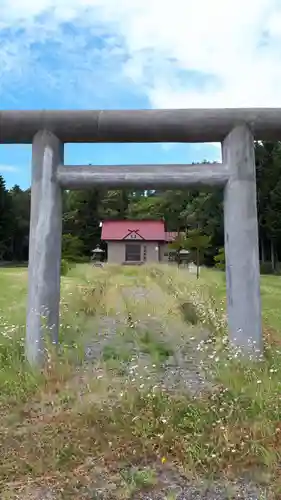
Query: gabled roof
xmin=101 ymin=220 xmax=166 ymax=241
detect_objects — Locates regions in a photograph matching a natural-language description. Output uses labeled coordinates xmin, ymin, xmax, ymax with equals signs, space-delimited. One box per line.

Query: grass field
xmin=1 ymin=264 xmax=281 ymax=499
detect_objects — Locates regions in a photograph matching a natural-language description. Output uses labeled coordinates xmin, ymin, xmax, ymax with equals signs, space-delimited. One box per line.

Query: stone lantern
xmin=91 ymin=246 xmax=105 ymax=266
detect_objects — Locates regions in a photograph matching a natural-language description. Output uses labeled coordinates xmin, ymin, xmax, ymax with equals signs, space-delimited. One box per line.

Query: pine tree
xmin=0 ymin=176 xmax=14 ymax=260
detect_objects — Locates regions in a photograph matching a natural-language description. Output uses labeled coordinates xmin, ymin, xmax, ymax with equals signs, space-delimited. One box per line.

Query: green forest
xmin=1 ymin=140 xmax=281 ymax=272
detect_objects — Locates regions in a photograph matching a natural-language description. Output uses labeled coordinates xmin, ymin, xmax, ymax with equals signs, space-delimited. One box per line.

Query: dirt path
xmin=82 ymin=277 xmax=214 ymax=397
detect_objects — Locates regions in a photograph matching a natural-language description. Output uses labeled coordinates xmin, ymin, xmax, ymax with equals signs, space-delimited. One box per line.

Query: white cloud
xmin=0 ymin=165 xmax=20 ymax=173
xmin=1 ymin=0 xmax=281 ymax=109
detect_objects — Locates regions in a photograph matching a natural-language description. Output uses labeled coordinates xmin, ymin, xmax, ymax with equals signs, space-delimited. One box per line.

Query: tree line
xmin=1 ymin=141 xmax=281 ymax=272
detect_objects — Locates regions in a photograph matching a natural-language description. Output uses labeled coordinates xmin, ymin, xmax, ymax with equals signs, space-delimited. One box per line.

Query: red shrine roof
xmin=101 ymin=220 xmax=166 ymax=241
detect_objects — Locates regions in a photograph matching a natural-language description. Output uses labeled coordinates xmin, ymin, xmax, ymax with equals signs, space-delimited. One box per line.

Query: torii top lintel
xmin=1 ymin=108 xmax=281 ymax=144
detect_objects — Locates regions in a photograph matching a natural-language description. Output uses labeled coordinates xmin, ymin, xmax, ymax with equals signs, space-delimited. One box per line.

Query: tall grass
xmin=1 ymin=264 xmax=281 ymax=498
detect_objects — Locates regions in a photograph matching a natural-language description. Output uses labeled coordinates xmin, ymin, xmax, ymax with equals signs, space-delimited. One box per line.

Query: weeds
xmin=78 ymin=279 xmax=108 ymax=316
xmin=179 ymin=300 xmax=200 ymax=325
xmin=120 ymin=466 xmax=157 ymax=490
xmin=0 ymin=264 xmax=281 ymax=498
xmin=102 ymin=344 xmax=132 ymax=363
xmin=165 ymin=492 xmax=179 ymax=500
xmin=138 ymin=330 xmax=174 ymax=365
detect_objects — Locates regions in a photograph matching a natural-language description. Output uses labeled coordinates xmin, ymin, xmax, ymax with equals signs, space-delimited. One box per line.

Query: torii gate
xmin=1 ymin=108 xmax=276 ymax=366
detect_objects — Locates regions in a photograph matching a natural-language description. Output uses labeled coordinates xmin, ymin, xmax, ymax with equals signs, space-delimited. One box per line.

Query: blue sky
xmin=1 ymin=0 xmax=281 ymax=189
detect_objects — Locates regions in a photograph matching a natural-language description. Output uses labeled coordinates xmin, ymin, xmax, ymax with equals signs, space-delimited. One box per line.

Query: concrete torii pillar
xmin=222 ymin=125 xmax=262 ymax=356
xmin=26 ymin=130 xmax=63 ymax=366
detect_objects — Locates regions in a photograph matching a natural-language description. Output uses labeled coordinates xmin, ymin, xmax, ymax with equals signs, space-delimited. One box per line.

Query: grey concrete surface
xmin=223 ymin=125 xmax=262 ymax=355
xmin=1 ymin=108 xmax=281 ymax=143
xmin=57 ymin=163 xmax=230 ymax=189
xmin=26 ymin=130 xmax=63 ymax=366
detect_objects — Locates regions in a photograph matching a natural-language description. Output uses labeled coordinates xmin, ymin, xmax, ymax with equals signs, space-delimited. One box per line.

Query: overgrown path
xmin=80 ymin=267 xmax=212 ymax=397
xmin=1 ymin=264 xmax=280 ymax=499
